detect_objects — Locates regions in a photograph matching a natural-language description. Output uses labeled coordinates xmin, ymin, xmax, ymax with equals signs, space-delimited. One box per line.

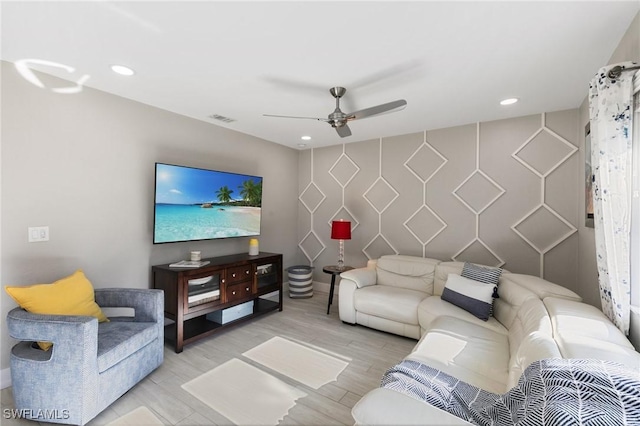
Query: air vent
xmin=208 ymin=114 xmax=236 ymax=123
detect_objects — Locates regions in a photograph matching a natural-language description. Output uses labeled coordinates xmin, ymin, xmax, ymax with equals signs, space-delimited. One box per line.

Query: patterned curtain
xmin=588 ymin=62 xmax=636 ymax=334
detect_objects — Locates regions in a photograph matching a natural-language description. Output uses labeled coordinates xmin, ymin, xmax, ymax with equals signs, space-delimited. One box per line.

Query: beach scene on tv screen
xmin=154 ymin=164 xmax=262 ymax=243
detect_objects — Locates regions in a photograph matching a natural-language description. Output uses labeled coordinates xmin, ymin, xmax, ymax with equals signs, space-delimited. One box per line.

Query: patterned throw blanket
xmin=381 ymin=358 xmax=640 ymax=425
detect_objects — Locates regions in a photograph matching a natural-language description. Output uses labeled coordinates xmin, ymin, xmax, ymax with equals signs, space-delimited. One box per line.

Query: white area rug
xmin=242 ymin=336 xmax=349 ymax=389
xmin=106 ymin=406 xmax=163 ymax=426
xmin=182 ymin=358 xmax=307 ymax=425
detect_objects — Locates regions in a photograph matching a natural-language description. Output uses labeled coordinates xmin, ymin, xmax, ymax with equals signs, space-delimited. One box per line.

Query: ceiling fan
xmin=263 ymin=87 xmax=407 ymax=138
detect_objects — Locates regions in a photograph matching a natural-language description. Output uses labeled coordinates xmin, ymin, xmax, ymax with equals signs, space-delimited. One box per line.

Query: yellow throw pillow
xmin=5 ymin=270 xmax=109 ymax=350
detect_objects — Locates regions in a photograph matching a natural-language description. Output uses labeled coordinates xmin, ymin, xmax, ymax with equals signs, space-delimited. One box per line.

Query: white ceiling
xmin=2 ymin=1 xmax=639 ymax=149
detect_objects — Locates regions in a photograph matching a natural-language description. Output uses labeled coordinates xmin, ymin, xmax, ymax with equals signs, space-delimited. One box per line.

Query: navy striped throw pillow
xmin=462 ymin=262 xmax=502 ymax=298
xmin=441 ymin=274 xmax=495 ymax=321
xmin=461 ymin=262 xmax=502 ymax=286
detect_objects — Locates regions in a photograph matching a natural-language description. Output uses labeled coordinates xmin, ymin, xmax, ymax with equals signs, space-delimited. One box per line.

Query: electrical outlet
xmin=28 ymin=226 xmax=49 ymax=242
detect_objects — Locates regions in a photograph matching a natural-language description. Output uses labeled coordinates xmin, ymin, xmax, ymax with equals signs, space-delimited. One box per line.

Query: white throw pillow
xmin=441 ymin=273 xmax=495 ymax=321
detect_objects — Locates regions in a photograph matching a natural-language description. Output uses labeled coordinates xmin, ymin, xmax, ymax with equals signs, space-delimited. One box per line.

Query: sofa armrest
xmin=339 ymin=268 xmax=376 ymax=324
xmin=338 ymin=279 xmax=357 ymax=324
xmin=340 ymin=268 xmax=377 ymax=288
xmin=352 ymin=388 xmax=472 ymax=425
xmin=6 ymin=307 xmax=98 ymax=359
xmin=7 ymin=307 xmax=100 ymax=424
xmin=95 ymin=288 xmax=164 ymax=323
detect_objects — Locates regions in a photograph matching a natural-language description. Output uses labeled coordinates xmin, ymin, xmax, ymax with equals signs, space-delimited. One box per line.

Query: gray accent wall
xmin=0 ymin=61 xmax=299 ymax=371
xmin=297 ymin=110 xmax=580 ymax=292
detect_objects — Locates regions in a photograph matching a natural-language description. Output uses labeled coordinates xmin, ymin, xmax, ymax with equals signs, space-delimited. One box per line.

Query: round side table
xmin=322 ymin=265 xmax=354 ymax=314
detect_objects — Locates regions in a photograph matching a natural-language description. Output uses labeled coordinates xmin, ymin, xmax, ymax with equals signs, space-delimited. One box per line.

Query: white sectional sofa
xmin=338 ymin=255 xmax=640 ymax=425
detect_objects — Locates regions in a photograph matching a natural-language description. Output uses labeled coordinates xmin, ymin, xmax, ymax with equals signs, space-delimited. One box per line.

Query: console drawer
xmin=227 ymin=282 xmax=253 ymax=302
xmin=227 ymin=265 xmax=252 ymax=284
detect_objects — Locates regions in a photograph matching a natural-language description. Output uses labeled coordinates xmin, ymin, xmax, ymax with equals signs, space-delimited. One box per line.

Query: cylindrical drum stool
xmin=287 ymin=265 xmax=314 ymax=298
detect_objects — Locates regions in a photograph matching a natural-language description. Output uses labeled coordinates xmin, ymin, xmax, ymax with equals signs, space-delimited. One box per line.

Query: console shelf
xmin=152 ymin=252 xmax=283 ymax=352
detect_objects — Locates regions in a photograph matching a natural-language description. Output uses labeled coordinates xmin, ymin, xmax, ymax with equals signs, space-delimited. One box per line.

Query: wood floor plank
xmin=285 ymin=403 xmax=345 ymax=426
xmin=175 ymin=411 xmax=221 ymax=426
xmin=339 ymin=391 xmax=364 ymax=409
xmin=313 ymin=382 xmax=349 ymax=402
xmin=130 ymin=379 xmax=194 ymax=425
xmin=294 ymin=386 xmax=355 ymax=425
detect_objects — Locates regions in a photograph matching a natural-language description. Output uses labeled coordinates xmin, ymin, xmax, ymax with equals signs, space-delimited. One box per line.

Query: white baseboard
xmin=313 ymin=280 xmax=333 ymax=294
xmin=1 ymin=367 xmax=11 ymax=389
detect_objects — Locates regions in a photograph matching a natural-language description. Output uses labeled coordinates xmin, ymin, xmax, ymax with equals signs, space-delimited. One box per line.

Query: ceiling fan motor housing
xmin=329 ymin=110 xmax=348 ymax=127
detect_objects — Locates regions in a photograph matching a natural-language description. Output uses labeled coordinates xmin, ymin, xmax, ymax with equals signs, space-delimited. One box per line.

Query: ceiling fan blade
xmin=335 ymin=124 xmax=352 ymax=138
xmin=263 ymin=114 xmax=328 ymax=122
xmin=347 ymin=99 xmax=407 ymax=121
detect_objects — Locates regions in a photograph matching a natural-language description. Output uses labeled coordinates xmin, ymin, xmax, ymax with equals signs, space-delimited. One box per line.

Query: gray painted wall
xmin=0 ymin=62 xmax=299 ymax=371
xmin=297 ymin=110 xmax=580 ymax=293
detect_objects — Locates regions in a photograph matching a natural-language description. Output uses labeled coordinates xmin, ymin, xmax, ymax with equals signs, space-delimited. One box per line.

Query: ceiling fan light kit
xmin=264 ymin=87 xmax=407 ymax=138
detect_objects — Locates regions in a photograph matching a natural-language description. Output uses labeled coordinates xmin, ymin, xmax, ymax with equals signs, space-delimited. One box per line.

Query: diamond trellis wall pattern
xmin=297 ymin=110 xmax=579 ymax=292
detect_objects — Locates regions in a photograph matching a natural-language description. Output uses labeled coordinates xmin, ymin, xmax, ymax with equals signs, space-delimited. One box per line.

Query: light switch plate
xmin=28 ymin=226 xmax=49 ymax=242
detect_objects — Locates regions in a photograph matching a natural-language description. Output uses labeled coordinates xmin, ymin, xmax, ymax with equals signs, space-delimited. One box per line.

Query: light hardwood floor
xmin=1 ymin=293 xmax=417 ymax=425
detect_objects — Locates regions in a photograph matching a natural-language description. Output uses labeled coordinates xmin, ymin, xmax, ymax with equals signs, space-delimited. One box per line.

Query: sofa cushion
xmin=97 ymin=320 xmax=158 ymax=373
xmin=355 ymin=312 xmax=422 ymax=339
xmin=407 ymin=316 xmax=509 ymax=394
xmin=376 ymin=255 xmax=439 ymax=293
xmin=544 ymin=297 xmax=640 ymax=371
xmin=434 ymin=262 xmax=465 ymax=296
xmin=501 ymin=274 xmax=581 ymax=302
xmin=545 ymin=297 xmax=634 ymax=348
xmin=507 ymin=298 xmax=552 ymax=359
xmin=490 ymin=278 xmax=538 ymax=330
xmin=418 ymin=296 xmax=508 ymax=335
xmin=354 ymin=285 xmax=427 ymax=325
xmin=507 ymin=331 xmax=561 ymax=389
xmin=441 ymin=274 xmax=495 ymax=321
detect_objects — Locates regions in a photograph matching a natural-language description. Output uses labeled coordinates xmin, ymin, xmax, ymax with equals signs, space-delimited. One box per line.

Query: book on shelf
xmin=169 ymin=260 xmax=210 ymax=268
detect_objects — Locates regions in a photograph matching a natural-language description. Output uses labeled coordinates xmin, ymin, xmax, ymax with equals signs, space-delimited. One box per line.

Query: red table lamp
xmin=331 ymin=220 xmax=351 ymax=270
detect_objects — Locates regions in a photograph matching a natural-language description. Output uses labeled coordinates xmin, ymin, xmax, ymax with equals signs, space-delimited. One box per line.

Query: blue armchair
xmin=6 ymin=288 xmax=164 ymax=425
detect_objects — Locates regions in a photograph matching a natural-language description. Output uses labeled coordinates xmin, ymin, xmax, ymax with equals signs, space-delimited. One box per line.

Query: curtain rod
xmin=607 ymin=64 xmax=640 ymax=79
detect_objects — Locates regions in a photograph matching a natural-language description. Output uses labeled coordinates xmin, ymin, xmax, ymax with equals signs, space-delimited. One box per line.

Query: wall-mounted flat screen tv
xmin=154 ymin=163 xmax=262 ymax=244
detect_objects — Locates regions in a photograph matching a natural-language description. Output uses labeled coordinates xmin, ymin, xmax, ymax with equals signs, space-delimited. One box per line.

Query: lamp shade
xmin=331 ymin=220 xmax=351 ymax=240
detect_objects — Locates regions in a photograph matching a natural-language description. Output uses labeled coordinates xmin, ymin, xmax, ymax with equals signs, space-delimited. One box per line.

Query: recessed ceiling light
xmin=301 ymin=136 xmax=312 ymax=141
xmin=500 ymin=98 xmax=518 ymax=105
xmin=111 ymin=65 xmax=135 ymax=76
xmin=298 ymin=143 xmax=307 ymax=148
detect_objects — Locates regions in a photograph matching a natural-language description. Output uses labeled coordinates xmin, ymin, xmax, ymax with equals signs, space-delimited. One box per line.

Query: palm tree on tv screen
xmin=216 ymin=186 xmax=233 ymax=204
xmin=239 ymin=180 xmax=262 ymax=207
